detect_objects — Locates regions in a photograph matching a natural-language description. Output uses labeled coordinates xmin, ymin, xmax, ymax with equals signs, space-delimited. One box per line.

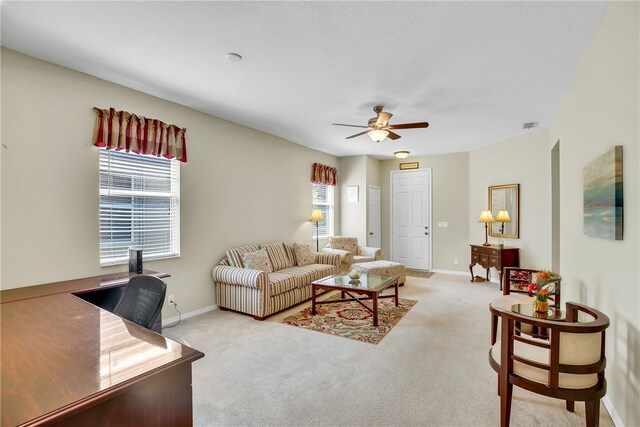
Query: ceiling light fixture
xmin=368 ymin=129 xmax=389 ymax=143
xmin=394 ymin=151 xmax=410 ymax=159
xmin=226 ymin=53 xmax=243 ymax=62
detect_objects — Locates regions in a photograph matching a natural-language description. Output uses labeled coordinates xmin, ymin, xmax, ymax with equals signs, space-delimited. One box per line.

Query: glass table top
xmin=511 ymin=303 xmax=566 ymax=321
xmin=313 ymin=274 xmax=396 ymax=292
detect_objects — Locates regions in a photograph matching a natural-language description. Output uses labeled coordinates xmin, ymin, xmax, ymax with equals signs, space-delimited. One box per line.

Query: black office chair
xmin=113 ymin=275 xmax=167 ymax=331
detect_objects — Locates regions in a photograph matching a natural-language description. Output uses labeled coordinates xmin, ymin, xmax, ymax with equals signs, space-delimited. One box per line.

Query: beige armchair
xmin=322 ymin=236 xmax=382 ymax=272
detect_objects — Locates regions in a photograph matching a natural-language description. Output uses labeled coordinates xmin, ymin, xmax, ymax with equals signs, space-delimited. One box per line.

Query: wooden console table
xmin=469 ymin=244 xmax=520 ymax=288
xmin=1 ymin=271 xmax=204 ymax=427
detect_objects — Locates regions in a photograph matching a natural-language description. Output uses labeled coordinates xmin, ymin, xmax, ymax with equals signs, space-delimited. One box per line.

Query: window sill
xmin=100 ymin=253 xmax=180 ymax=267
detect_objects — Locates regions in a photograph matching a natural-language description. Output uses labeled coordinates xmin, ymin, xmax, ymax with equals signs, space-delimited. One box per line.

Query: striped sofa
xmin=212 ymin=242 xmax=341 ymax=320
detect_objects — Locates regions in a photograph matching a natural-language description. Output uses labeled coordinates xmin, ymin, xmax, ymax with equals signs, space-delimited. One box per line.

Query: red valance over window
xmin=311 ymin=163 xmax=337 ymax=186
xmin=92 ymin=107 xmax=188 ymax=162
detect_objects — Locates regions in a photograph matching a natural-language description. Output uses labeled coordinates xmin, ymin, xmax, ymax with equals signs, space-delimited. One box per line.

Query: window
xmin=99 ymin=149 xmax=180 ymax=266
xmin=312 ymin=183 xmax=334 ymax=239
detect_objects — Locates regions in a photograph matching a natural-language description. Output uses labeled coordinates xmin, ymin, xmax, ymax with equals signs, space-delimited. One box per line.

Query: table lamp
xmin=478 ymin=210 xmax=495 ymax=246
xmin=495 ymin=210 xmax=511 ymax=234
xmin=309 ymin=208 xmax=325 ymax=251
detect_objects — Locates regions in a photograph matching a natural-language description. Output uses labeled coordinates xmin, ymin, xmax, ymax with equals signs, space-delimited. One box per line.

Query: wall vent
xmin=522 ymin=121 xmax=539 ymax=129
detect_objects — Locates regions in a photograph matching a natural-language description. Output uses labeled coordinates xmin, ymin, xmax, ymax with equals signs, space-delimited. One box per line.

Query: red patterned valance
xmin=92 ymin=107 xmax=187 ymax=162
xmin=311 ymin=163 xmax=337 ymax=186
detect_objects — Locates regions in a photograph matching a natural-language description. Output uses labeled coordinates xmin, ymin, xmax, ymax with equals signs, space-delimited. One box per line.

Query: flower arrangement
xmin=527 ymin=270 xmax=558 ymax=312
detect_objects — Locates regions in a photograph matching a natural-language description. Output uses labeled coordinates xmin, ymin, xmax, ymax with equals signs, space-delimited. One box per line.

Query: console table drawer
xmin=469 ymin=244 xmax=520 ymax=287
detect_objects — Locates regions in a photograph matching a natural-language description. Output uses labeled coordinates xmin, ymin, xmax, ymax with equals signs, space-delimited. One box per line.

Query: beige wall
xmin=469 ymin=129 xmax=552 ymax=279
xmin=338 ymin=155 xmax=367 ymax=243
xmin=549 ymin=2 xmax=639 ymax=425
xmin=379 ymin=152 xmax=470 ymax=272
xmin=0 ymin=48 xmax=339 ymax=320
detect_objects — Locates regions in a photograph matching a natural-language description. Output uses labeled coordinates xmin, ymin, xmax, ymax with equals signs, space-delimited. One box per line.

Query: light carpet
xmin=164 ymin=273 xmax=614 ymax=427
xmin=281 ymin=295 xmax=417 ymax=344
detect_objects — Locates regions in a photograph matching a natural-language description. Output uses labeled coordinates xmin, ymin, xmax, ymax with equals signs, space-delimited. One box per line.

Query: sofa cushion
xmin=242 ymin=248 xmax=273 ymax=273
xmin=328 ymin=236 xmax=358 ymax=255
xmin=261 ymin=242 xmax=294 ymax=270
xmin=277 ymin=264 xmax=336 ymax=287
xmin=283 ymin=242 xmax=297 ymax=266
xmin=293 ymin=242 xmax=315 ymax=266
xmin=226 ymin=244 xmax=261 ymax=268
xmin=268 ymin=272 xmax=304 ymax=295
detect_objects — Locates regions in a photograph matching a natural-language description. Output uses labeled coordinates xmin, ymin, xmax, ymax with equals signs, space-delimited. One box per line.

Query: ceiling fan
xmin=333 ymin=105 xmax=429 ymax=143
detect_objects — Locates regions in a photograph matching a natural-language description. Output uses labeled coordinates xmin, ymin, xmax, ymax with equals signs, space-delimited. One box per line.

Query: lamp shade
xmin=309 ymin=208 xmax=324 ymax=222
xmin=478 ymin=210 xmax=495 ymax=223
xmin=394 ymin=150 xmax=410 ymax=159
xmin=495 ymin=210 xmax=511 ymax=222
xmin=368 ymin=129 xmax=389 ymax=143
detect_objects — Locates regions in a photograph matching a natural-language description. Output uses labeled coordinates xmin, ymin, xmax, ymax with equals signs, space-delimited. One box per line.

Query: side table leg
xmin=486 ymin=268 xmax=490 ymax=281
xmin=469 ymin=264 xmax=474 ymax=282
xmin=311 ymin=286 xmax=317 ymax=315
xmin=373 ymin=293 xmax=379 ymax=326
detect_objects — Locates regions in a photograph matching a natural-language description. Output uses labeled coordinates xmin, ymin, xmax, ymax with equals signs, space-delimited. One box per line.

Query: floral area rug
xmin=281 ymin=294 xmax=417 ymax=345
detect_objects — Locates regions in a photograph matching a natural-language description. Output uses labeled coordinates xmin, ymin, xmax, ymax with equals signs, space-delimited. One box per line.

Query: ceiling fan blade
xmin=376 ymin=112 xmax=393 ymax=126
xmin=345 ymin=130 xmax=371 ymax=139
xmin=332 ymin=123 xmax=369 ymax=128
xmin=387 ymin=131 xmax=402 ymax=140
xmin=388 ymin=121 xmax=430 ymax=130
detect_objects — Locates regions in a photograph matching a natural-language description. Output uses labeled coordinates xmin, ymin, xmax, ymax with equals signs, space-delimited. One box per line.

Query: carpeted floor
xmin=164 ymin=273 xmax=614 ymax=427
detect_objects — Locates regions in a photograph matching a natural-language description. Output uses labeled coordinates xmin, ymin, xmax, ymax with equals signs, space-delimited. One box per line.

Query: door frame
xmin=389 ymin=168 xmax=433 ymax=271
xmin=367 ymin=185 xmax=381 ymax=248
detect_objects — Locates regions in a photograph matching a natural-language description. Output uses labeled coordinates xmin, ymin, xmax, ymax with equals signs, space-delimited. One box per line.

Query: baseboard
xmin=431 ymin=269 xmax=469 ymax=276
xmin=602 ymin=396 xmax=624 ymax=426
xmin=162 ymin=304 xmax=218 ymax=327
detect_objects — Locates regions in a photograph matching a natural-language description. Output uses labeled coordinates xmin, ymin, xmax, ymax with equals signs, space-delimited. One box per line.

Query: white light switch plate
xmin=438 ymin=222 xmax=449 ymax=227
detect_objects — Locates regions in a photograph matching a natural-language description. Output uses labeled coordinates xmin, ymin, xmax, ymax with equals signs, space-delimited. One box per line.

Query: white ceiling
xmin=1 ymin=1 xmax=608 ymax=159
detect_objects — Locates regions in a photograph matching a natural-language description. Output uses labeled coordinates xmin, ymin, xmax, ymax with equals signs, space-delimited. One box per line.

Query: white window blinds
xmin=99 ymin=149 xmax=180 ymax=266
xmin=312 ymin=183 xmax=334 ymax=239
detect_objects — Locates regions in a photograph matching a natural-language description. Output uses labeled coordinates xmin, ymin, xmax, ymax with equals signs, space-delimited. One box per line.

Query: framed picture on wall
xmin=347 ymin=185 xmax=359 ymax=203
xmin=583 ymin=145 xmax=623 ymax=240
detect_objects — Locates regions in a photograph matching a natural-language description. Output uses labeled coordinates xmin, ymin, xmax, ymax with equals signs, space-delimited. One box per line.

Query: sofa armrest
xmin=212 ymin=265 xmax=268 ymax=290
xmin=321 ymin=248 xmax=353 ymax=265
xmin=358 ymin=246 xmax=383 ymax=261
xmin=315 ymin=251 xmax=342 ymax=269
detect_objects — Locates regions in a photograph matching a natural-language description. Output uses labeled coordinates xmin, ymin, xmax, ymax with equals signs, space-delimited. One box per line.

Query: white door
xmin=391 ymin=169 xmax=431 ymax=270
xmin=368 ymin=186 xmax=381 ymax=248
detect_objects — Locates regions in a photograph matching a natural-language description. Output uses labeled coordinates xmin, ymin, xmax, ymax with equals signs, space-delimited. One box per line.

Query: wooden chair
xmin=490 ymin=267 xmax=561 ymax=345
xmin=489 ymin=302 xmax=609 ymax=427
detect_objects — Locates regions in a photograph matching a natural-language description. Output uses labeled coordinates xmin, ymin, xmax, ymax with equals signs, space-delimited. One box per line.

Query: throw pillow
xmin=261 ymin=242 xmax=293 ymax=271
xmin=293 ymin=242 xmax=315 ymax=266
xmin=242 ymin=248 xmax=273 ymax=272
xmin=226 ymin=244 xmax=261 ymax=268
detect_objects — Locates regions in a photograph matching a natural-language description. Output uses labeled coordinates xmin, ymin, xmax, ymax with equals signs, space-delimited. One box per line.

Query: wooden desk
xmin=1 ymin=272 xmax=204 ymax=427
xmin=469 ymin=244 xmax=519 ymax=287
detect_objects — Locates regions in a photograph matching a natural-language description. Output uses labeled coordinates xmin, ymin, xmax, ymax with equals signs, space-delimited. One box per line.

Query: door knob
xmin=369 ymin=232 xmax=373 ymax=235
xmin=425 ymin=226 xmax=428 ymax=229
xmin=425 ymin=232 xmax=429 ymax=235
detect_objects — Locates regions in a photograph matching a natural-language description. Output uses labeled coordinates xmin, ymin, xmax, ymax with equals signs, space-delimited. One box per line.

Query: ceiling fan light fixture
xmin=394 ymin=150 xmax=410 ymax=159
xmin=368 ymin=129 xmax=389 ymax=143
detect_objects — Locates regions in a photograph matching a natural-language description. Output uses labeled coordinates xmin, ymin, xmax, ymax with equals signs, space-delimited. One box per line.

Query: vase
xmin=534 ymin=300 xmax=548 ymax=313
xmin=348 ymin=268 xmax=361 ymax=280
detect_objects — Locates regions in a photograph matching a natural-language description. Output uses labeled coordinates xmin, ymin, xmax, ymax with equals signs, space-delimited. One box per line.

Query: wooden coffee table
xmin=311 ymin=273 xmax=399 ymax=326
